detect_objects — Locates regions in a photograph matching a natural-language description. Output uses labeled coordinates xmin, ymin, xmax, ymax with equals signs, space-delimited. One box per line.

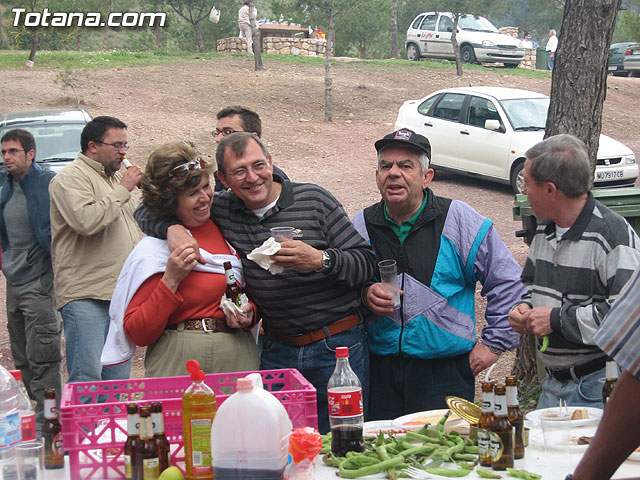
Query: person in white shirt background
xmin=546 ymin=29 xmax=558 ymax=70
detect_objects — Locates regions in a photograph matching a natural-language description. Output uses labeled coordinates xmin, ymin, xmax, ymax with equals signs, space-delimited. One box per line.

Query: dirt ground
xmin=0 ymin=56 xmax=638 ymax=401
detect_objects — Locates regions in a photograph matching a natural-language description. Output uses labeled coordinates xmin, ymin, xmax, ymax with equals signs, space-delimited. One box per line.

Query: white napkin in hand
xmin=247 ymin=237 xmax=284 ymax=274
xmin=221 ymin=293 xmax=249 ymax=321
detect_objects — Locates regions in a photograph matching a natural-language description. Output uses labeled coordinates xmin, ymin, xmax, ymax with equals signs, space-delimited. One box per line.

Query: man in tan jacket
xmin=49 ymin=116 xmax=142 ymax=384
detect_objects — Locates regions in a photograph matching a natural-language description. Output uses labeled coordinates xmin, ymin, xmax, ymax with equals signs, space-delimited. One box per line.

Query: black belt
xmin=545 ymin=357 xmax=606 ymax=382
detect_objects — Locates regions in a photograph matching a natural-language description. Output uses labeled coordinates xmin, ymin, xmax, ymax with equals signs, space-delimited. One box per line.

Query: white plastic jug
xmin=211 ymin=375 xmax=292 ymax=479
xmin=0 ymin=365 xmax=22 ymax=479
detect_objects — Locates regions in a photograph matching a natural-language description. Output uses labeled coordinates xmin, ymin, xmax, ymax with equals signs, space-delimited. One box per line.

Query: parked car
xmin=394 ymin=86 xmax=638 ymax=193
xmin=0 ymin=108 xmax=91 ymax=178
xmin=405 ymin=12 xmax=525 ymax=67
xmin=622 ymin=43 xmax=640 ymax=77
xmin=608 ymin=42 xmax=637 ymax=76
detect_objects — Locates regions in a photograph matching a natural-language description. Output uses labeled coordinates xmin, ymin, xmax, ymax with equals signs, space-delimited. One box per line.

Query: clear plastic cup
xmin=541 ymin=413 xmax=571 ymax=454
xmin=17 ymin=440 xmax=45 ymax=480
xmin=378 ymin=259 xmax=400 ymax=309
xmin=270 ymin=226 xmax=295 ymax=241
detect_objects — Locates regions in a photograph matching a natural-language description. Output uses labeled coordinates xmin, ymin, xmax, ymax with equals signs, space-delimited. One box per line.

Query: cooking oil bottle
xmin=182 ymin=360 xmax=216 ymax=480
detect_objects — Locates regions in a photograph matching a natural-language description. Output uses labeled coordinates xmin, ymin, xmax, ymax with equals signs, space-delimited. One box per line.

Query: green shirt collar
xmin=383 ymin=191 xmax=428 ymax=243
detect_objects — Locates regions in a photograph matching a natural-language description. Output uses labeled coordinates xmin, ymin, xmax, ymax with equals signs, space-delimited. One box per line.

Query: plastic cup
xmin=541 ymin=414 xmax=571 ymax=454
xmin=16 ymin=440 xmax=44 ymax=480
xmin=270 ymin=226 xmax=295 ymax=241
xmin=378 ymin=259 xmax=400 ymax=309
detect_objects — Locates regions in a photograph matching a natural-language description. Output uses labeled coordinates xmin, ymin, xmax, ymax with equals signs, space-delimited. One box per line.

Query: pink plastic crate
xmin=60 ymin=369 xmax=317 ymax=479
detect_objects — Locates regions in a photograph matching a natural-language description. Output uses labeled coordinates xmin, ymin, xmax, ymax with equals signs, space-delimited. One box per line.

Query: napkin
xmin=247 ymin=237 xmax=284 ymax=274
xmin=220 ymin=293 xmax=249 ymax=320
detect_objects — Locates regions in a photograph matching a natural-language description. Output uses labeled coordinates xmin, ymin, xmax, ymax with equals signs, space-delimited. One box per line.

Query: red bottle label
xmin=21 ymin=413 xmax=36 ymax=441
xmin=328 ymin=388 xmax=363 ymax=417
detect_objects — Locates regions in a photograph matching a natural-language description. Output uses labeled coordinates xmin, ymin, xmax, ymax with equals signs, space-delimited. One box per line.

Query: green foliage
xmin=613 ymin=8 xmax=640 ymax=43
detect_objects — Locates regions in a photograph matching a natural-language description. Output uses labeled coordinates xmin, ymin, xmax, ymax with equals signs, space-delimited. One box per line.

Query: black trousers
xmin=368 ymin=352 xmax=474 ymax=421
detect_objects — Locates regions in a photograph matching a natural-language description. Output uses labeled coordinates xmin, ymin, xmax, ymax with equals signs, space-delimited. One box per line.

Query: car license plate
xmin=608 ymin=65 xmax=616 ymax=71
xmin=596 ymin=170 xmax=624 ymax=180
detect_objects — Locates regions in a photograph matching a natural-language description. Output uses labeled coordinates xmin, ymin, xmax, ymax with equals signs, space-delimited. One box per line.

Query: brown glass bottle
xmin=224 ymin=261 xmax=243 ymax=307
xmin=505 ymin=376 xmax=524 ymax=459
xmin=602 ymin=359 xmax=618 ymax=406
xmin=478 ymin=381 xmax=495 ymax=467
xmin=136 ymin=405 xmax=159 ymax=480
xmin=124 ymin=404 xmax=140 ymax=480
xmin=490 ymin=385 xmax=514 ymax=471
xmin=43 ymin=389 xmax=64 ymax=469
xmin=151 ymin=402 xmax=170 ymax=473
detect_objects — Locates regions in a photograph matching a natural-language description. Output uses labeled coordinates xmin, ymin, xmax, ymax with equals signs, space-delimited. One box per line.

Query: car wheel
xmin=510 ymin=161 xmax=525 ymax=194
xmin=461 ymin=45 xmax=476 ymax=64
xmin=407 ymin=43 xmax=420 ymax=61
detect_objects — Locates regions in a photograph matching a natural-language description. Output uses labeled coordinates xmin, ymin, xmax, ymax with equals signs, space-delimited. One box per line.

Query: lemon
xmin=159 ymin=466 xmax=184 ymax=480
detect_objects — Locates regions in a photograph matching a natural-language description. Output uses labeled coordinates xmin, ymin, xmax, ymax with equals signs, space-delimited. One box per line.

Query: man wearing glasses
xmin=0 ymin=129 xmax=62 ymax=437
xmin=135 ymin=132 xmax=375 ymax=433
xmin=49 ymin=116 xmax=142 ymax=386
xmin=212 ymin=105 xmax=288 ymax=191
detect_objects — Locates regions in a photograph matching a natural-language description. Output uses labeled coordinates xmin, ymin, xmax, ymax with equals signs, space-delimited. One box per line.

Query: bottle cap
xmin=236 ymin=378 xmax=253 ymax=391
xmin=224 ymin=261 xmax=232 ymax=269
xmin=9 ymin=370 xmax=21 ymax=381
xmin=186 ymin=359 xmax=205 ymax=381
xmin=335 ymin=347 xmax=349 ymax=358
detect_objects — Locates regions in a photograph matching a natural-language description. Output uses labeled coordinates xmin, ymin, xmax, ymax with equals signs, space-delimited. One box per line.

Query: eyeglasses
xmin=227 ymin=160 xmax=269 ymax=181
xmin=1 ymin=148 xmax=25 ymax=156
xmin=96 ymin=141 xmax=129 ymax=151
xmin=169 ymin=157 xmax=206 ymax=180
xmin=212 ymin=127 xmax=241 ymax=138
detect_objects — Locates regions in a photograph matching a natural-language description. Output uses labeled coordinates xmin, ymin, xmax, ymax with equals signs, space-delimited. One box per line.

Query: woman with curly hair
xmin=102 ymin=141 xmax=258 ymax=376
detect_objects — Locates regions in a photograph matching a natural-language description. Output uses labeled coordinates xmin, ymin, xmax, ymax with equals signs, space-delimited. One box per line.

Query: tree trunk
xmin=544 ymin=0 xmax=621 ymax=172
xmin=391 ymin=0 xmax=398 ymax=59
xmin=512 ymin=334 xmax=541 ymax=407
xmin=155 ymin=4 xmax=164 ymax=49
xmin=325 ymin=8 xmax=335 ymax=122
xmin=249 ymin=1 xmax=263 ymax=71
xmin=194 ymin=21 xmax=206 ymax=53
xmin=103 ymin=4 xmax=110 ymax=49
xmin=28 ymin=27 xmax=38 ymax=62
xmin=359 ymin=38 xmax=366 ymax=59
xmin=452 ymin=14 xmax=463 ymax=76
xmin=76 ymin=29 xmax=82 ymax=51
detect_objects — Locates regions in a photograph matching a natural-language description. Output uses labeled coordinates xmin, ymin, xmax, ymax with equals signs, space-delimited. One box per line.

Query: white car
xmin=405 ymin=12 xmax=525 ymax=67
xmin=394 ymin=87 xmax=638 ymax=193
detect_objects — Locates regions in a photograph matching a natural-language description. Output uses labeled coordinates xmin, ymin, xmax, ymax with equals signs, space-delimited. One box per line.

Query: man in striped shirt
xmin=509 ymin=134 xmax=640 ymax=409
xmin=134 ymin=132 xmax=375 ymax=433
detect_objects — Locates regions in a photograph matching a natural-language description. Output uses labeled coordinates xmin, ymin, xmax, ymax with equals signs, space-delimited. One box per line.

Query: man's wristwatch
xmin=488 ymin=345 xmax=503 ymax=356
xmin=315 ymin=250 xmax=332 ymax=272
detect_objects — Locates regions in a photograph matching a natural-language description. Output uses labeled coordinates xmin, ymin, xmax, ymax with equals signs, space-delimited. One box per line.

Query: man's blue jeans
xmin=260 ymin=323 xmax=369 ymax=434
xmin=546 ymin=51 xmax=554 ymax=70
xmin=537 ymin=367 xmax=605 ymax=409
xmin=61 ymin=299 xmax=132 ymax=386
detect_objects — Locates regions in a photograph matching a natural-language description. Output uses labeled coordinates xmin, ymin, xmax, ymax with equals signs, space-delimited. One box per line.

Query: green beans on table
xmin=424 ymin=467 xmax=472 ymax=477
xmin=337 ymin=455 xmax=405 ymax=478
xmin=506 ymin=468 xmax=542 ymax=479
xmin=477 ymin=468 xmax=503 ymax=478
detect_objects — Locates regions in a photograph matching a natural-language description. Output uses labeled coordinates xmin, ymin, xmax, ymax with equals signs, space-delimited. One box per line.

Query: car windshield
xmin=458 ymin=15 xmax=499 ymax=33
xmin=500 ymin=98 xmax=549 ymax=130
xmin=0 ymin=122 xmax=82 ymax=163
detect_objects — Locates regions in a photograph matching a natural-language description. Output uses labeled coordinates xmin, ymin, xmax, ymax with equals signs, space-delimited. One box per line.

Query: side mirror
xmin=485 ymin=119 xmax=505 ymax=132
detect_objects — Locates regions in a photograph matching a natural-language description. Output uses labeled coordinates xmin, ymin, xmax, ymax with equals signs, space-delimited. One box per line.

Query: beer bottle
xmin=151 ymin=402 xmax=170 ymax=473
xmin=490 ymin=385 xmax=514 ymax=471
xmin=602 ymin=359 xmax=618 ymax=406
xmin=505 ymin=376 xmax=524 ymax=459
xmin=124 ymin=404 xmax=140 ymax=480
xmin=43 ymin=389 xmax=64 ymax=469
xmin=478 ymin=381 xmax=495 ymax=467
xmin=136 ymin=405 xmax=159 ymax=480
xmin=224 ymin=261 xmax=243 ymax=307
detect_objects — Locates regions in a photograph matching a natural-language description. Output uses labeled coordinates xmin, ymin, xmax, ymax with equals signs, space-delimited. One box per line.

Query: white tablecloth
xmin=45 ymin=424 xmax=640 ymax=479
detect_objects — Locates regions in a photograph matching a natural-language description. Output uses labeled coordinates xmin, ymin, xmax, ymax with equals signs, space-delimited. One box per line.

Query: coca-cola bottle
xmin=327 ymin=347 xmax=363 ymax=457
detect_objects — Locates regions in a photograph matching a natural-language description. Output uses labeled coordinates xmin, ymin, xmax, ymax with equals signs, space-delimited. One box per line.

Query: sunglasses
xmin=169 ymin=157 xmax=206 ymax=180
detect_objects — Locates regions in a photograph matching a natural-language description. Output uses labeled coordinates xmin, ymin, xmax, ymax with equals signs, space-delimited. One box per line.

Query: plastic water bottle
xmin=327 ymin=347 xmax=364 ymax=457
xmin=9 ymin=370 xmax=36 ymax=442
xmin=211 ymin=376 xmax=292 ymax=479
xmin=0 ymin=365 xmax=22 ymax=480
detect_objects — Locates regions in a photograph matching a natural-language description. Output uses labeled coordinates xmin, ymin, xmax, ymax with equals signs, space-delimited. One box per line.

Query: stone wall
xmin=217 ymin=36 xmax=328 ymax=57
xmin=499 ymin=26 xmax=536 ymax=69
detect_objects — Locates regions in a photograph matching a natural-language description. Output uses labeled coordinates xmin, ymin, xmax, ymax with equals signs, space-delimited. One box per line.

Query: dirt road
xmin=1 ymin=56 xmax=638 ymax=398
